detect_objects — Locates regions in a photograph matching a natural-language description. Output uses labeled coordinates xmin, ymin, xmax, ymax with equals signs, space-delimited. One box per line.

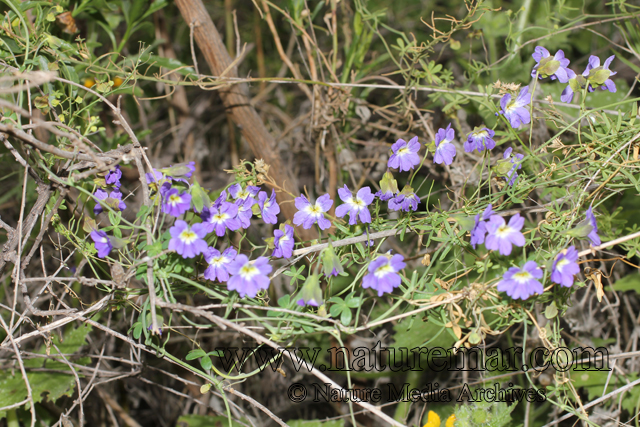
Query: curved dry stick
xmin=174 ymin=0 xmax=315 ymax=241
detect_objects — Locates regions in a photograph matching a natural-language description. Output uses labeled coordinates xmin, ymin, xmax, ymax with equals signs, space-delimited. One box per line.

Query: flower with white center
xmin=551 ymin=246 xmax=580 ymax=288
xmin=168 ymin=220 xmax=208 ymax=258
xmin=362 ymin=254 xmax=406 ymax=296
xmin=227 ymin=255 xmax=272 ymax=298
xmin=433 ymin=123 xmax=457 ymax=165
xmin=293 ymin=194 xmax=333 ymax=230
xmin=335 ymin=185 xmax=375 ymax=225
xmin=484 ymin=214 xmax=525 ymax=256
xmin=204 ymin=247 xmax=237 ymax=282
xmin=497 ymin=261 xmax=544 ymax=300
xmin=201 ymin=202 xmax=241 ymax=236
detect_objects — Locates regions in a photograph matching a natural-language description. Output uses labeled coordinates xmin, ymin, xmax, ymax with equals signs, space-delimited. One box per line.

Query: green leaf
xmin=613 ymin=272 xmax=640 ymax=294
xmin=544 ymin=301 xmax=558 ymax=319
xmin=329 ymin=302 xmax=343 ymax=318
xmin=277 ymin=294 xmax=291 ymax=308
xmin=141 ymin=54 xmax=196 ymax=77
xmin=340 ymin=308 xmax=352 ymax=326
xmin=199 ymin=356 xmax=212 ymax=371
xmin=140 ymin=0 xmax=168 ymax=21
xmin=0 ymin=325 xmax=91 ymax=418
xmin=186 ymin=349 xmax=206 ymax=360
xmin=131 ymin=322 xmax=143 ymax=339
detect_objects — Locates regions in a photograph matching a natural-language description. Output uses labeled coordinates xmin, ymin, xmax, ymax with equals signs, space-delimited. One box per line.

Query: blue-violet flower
xmin=335 ymin=185 xmax=375 ymax=225
xmin=204 ymin=247 xmax=237 ymax=282
xmin=362 ymin=254 xmax=406 ymax=296
xmin=168 ymin=220 xmax=208 ymax=258
xmin=551 ymin=246 xmax=580 ymax=288
xmin=465 ymin=127 xmax=496 ymax=153
xmin=497 ymin=261 xmax=544 ymax=300
xmin=485 ymin=214 xmax=526 ymax=256
xmin=434 ymin=123 xmax=457 ymax=165
xmin=293 ymin=194 xmax=333 ymax=230
xmin=499 ymin=86 xmax=531 ymax=129
xmin=227 ymin=255 xmax=272 ymax=298
xmin=273 ymin=224 xmax=295 ymax=258
xmin=388 ymin=136 xmax=421 ymax=171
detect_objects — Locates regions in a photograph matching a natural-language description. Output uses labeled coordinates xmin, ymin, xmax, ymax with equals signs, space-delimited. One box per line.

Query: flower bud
xmin=296 ymin=273 xmax=323 ymax=307
xmin=379 ymin=171 xmax=399 ymax=198
xmin=189 ymin=182 xmax=211 ymax=213
xmin=536 ymin=57 xmax=561 ymax=78
xmin=562 ymin=220 xmax=594 ymax=239
xmin=452 ymin=214 xmax=476 ymax=232
xmin=160 ymin=161 xmax=196 ymax=179
xmin=587 ymin=68 xmax=612 ymax=86
xmin=321 ymin=243 xmax=344 ymax=277
xmin=494 ymin=157 xmax=515 ymax=176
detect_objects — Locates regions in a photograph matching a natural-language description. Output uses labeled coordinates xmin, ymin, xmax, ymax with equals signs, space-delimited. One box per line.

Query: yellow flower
xmin=423 ymin=411 xmax=441 ymax=427
xmin=445 ymin=414 xmax=456 ymax=427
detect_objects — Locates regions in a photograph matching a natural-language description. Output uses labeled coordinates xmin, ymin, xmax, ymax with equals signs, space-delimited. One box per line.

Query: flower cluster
xmin=93 ymin=165 xmax=126 ymax=215
xmin=529 ymin=46 xmax=617 ymax=103
xmin=86 ymin=43 xmax=617 ymax=312
xmin=469 ymin=204 xmax=596 ymax=300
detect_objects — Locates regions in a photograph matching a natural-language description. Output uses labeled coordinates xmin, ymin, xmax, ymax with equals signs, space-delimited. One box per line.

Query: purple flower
xmin=293 ymin=194 xmax=333 ymax=230
xmin=531 ymin=46 xmax=571 ymax=82
xmin=204 ymin=247 xmax=237 ymax=282
xmin=146 ymin=169 xmax=164 ymax=184
xmin=465 ymin=127 xmax=496 ymax=153
xmin=551 ymin=246 xmax=580 ymax=288
xmin=388 ymin=186 xmax=419 ymax=212
xmin=201 ymin=202 xmax=241 ymax=237
xmin=470 ymin=204 xmax=496 ymax=249
xmin=586 ymin=207 xmax=601 ymax=246
xmin=499 ymin=86 xmax=531 ymax=129
xmin=273 ymin=224 xmax=295 ymax=258
xmin=162 ymin=188 xmax=192 ymax=217
xmin=105 ymin=165 xmax=122 ymax=188
xmin=168 ymin=220 xmax=208 ymax=259
xmin=90 ymin=230 xmax=112 ymax=258
xmin=503 ymin=147 xmax=524 ymax=186
xmin=433 ymin=124 xmax=457 ymax=165
xmin=497 ymin=261 xmax=544 ymax=300
xmin=258 ymin=190 xmax=280 ymax=224
xmin=388 ymin=136 xmax=421 ymax=171
xmin=212 ymin=190 xmax=227 ymax=209
xmin=560 ymin=69 xmax=580 ymax=103
xmin=376 ymin=190 xmax=396 ymax=201
xmin=485 ymin=214 xmax=525 ymax=256
xmin=93 ymin=189 xmax=126 ymax=215
xmin=183 ymin=161 xmax=196 ymax=178
xmin=228 ymin=184 xmax=260 ymax=201
xmin=227 ymin=255 xmax=272 ymax=298
xmin=562 ymin=56 xmax=616 ymax=103
xmin=362 ymin=254 xmax=406 ymax=296
xmin=235 ymin=197 xmax=255 ymax=229
xmin=335 ymin=185 xmax=375 ymax=225
xmin=584 ymin=55 xmax=617 ymax=93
